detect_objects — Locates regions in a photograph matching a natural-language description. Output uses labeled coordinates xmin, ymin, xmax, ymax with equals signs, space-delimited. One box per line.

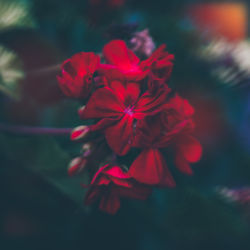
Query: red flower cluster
xmin=84 ymin=165 xmax=151 ymax=214
xmin=58 ymin=40 xmax=202 ymax=214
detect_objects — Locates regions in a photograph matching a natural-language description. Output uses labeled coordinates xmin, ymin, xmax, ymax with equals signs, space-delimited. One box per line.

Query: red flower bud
xmin=68 ymin=157 xmax=87 ymax=176
xmin=57 ymin=52 xmax=100 ymax=98
xmin=71 ymin=125 xmax=89 ymax=141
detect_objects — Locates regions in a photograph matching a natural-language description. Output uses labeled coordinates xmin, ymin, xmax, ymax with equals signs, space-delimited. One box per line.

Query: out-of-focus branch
xmin=0 ymin=123 xmax=72 ymax=135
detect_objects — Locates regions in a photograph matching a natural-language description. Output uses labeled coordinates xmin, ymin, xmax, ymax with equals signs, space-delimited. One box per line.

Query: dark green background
xmin=1 ymin=0 xmax=250 ymax=249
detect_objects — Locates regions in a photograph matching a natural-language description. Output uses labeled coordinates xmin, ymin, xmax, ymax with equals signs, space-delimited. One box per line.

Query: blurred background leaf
xmin=0 ymin=0 xmax=35 ymax=32
xmin=0 ymin=45 xmax=24 ymax=99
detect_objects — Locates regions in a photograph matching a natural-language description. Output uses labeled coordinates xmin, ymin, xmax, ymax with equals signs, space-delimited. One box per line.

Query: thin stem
xmin=0 ymin=123 xmax=72 ymax=136
xmin=26 ymin=64 xmax=61 ymax=76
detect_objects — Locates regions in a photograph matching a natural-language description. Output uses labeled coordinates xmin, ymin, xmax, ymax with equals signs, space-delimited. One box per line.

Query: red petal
xmin=133 ymin=121 xmax=152 ymax=148
xmin=92 ymin=165 xmax=132 ymax=187
xmin=127 ymin=49 xmax=140 ymax=65
xmin=89 ymin=117 xmax=118 ymax=132
xmin=124 ymin=69 xmax=148 ymax=81
xmin=154 ymin=53 xmax=174 ymax=69
xmin=90 ymin=164 xmax=110 ymax=184
xmin=133 ymin=114 xmax=164 ymax=148
xmin=70 ymin=53 xmax=87 ymax=76
xmin=98 ymin=66 xmax=126 ymax=82
xmin=98 ymin=176 xmax=111 ymax=185
xmin=79 ymin=87 xmax=124 ymax=119
xmin=57 ymin=74 xmax=80 ymax=98
xmin=110 ymin=177 xmax=133 ymax=188
xmin=70 ymin=52 xmax=100 ymax=76
xmin=105 ymin=115 xmax=134 ymax=155
xmin=103 ymin=40 xmax=137 ymax=68
xmin=156 ymin=120 xmax=189 ymax=148
xmin=101 ymin=40 xmax=148 ymax=81
xmin=183 ymin=99 xmax=195 ymax=116
xmin=179 ymin=135 xmax=202 ymax=163
xmin=149 ymin=44 xmax=167 ymax=60
xmin=129 ymin=149 xmax=175 ymax=187
xmin=169 ymin=94 xmax=183 ymax=110
xmin=102 ymin=40 xmax=145 ymax=81
xmin=99 ymin=190 xmax=120 ymax=214
xmin=124 ymin=82 xmax=140 ymax=103
xmin=169 ymin=94 xmax=194 ymax=117
xmin=104 ymin=165 xmax=130 ymax=179
xmin=140 ymin=44 xmax=167 ymax=69
xmin=109 ymin=80 xmax=127 ymax=103
xmin=134 ymin=89 xmax=168 ymax=119
xmin=86 ymin=52 xmax=100 ymax=73
xmin=175 ymin=151 xmax=193 ymax=175
xmin=104 ymin=165 xmax=132 ymax=188
xmin=84 ymin=186 xmax=101 ymax=205
xmin=61 ymin=59 xmax=78 ymax=77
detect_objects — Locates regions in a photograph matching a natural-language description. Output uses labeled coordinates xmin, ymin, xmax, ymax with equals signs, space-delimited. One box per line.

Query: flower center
xmin=124 ymin=106 xmax=134 ymax=116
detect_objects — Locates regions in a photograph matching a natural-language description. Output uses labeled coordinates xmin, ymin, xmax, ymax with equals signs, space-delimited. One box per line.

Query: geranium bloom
xmin=162 ymin=94 xmax=202 ymax=175
xmin=57 ymin=52 xmax=100 ymax=98
xmin=128 ymin=94 xmax=202 ymax=185
xmin=99 ymin=40 xmax=174 ymax=85
xmin=79 ymin=80 xmax=169 ymax=155
xmin=84 ymin=164 xmax=151 ymax=214
xmin=99 ymin=40 xmax=149 ymax=81
xmin=128 ymin=114 xmax=177 ymax=186
xmin=141 ymin=44 xmax=174 ymax=91
xmin=57 ymin=38 xmax=202 ymax=214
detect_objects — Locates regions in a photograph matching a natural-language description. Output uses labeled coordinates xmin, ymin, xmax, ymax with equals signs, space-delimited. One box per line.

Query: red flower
xmin=128 ymin=94 xmax=202 ymax=185
xmin=163 ymin=95 xmax=202 ymax=175
xmin=128 ymin=114 xmax=177 ymax=186
xmin=84 ymin=164 xmax=151 ymax=214
xmin=57 ymin=52 xmax=100 ymax=98
xmin=99 ymin=40 xmax=149 ymax=81
xmin=141 ymin=44 xmax=174 ymax=91
xmin=162 ymin=94 xmax=195 ymax=132
xmin=79 ymin=80 xmax=168 ymax=155
xmin=56 ymin=38 xmax=202 ymax=214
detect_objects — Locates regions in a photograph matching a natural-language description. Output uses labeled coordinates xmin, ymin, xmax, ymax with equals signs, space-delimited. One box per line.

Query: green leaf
xmin=0 ymin=0 xmax=35 ymax=31
xmin=0 ymin=134 xmax=87 ymax=205
xmin=0 ymin=45 xmax=24 ymax=99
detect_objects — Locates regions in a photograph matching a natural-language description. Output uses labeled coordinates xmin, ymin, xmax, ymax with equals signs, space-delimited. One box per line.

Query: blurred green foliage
xmin=0 ymin=0 xmax=250 ymax=250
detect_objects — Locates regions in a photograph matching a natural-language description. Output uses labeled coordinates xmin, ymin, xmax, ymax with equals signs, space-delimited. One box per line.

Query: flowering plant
xmin=57 ymin=39 xmax=202 ymax=214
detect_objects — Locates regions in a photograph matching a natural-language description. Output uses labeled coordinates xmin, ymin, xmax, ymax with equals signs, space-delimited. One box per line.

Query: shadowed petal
xmin=134 ymin=89 xmax=167 ymax=119
xmin=105 ymin=115 xmax=134 ymax=155
xmin=179 ymin=135 xmax=202 ymax=163
xmin=79 ymin=87 xmax=124 ymax=119
xmin=175 ymin=151 xmax=193 ymax=175
xmin=129 ymin=148 xmax=175 ymax=187
xmin=99 ymin=190 xmax=121 ymax=214
xmin=103 ymin=40 xmax=139 ymax=67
